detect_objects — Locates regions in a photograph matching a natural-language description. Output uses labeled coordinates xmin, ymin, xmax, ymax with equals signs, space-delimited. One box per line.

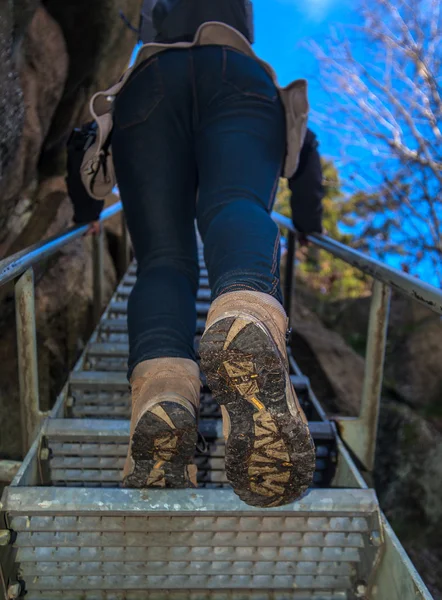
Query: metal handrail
xmin=273 ymin=211 xmax=442 ymax=473
xmin=272 ymin=212 xmax=442 ymax=316
xmin=0 ymin=201 xmax=127 ymax=467
xmin=0 ymin=202 xmax=123 ymax=286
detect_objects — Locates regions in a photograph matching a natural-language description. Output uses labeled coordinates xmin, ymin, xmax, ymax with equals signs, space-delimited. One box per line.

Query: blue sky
xmin=252 ymin=0 xmax=358 ymax=161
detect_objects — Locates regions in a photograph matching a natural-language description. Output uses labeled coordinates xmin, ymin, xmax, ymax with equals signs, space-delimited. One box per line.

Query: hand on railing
xmin=85 ymin=221 xmax=101 ymax=236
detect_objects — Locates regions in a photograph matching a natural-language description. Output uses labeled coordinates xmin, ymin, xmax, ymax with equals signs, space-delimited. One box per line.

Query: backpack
xmin=139 ymin=0 xmax=254 ymax=44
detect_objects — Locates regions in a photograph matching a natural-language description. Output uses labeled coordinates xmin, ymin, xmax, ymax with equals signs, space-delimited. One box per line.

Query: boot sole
xmin=123 ymin=402 xmax=197 ymax=488
xmin=200 ymin=315 xmax=316 ymax=507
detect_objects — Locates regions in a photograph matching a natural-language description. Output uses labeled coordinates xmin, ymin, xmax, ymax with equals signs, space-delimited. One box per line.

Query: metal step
xmin=24 ymin=593 xmax=349 ymax=600
xmin=68 ymin=371 xmax=319 ymax=422
xmin=44 ymin=418 xmax=336 ymax=488
xmin=97 ymin=318 xmax=208 ymax=338
xmin=127 ymin=265 xmax=209 ymax=279
xmin=117 ymin=285 xmax=211 ymax=301
xmin=2 ymin=483 xmax=381 ymax=598
xmin=108 ymin=300 xmax=211 ymax=316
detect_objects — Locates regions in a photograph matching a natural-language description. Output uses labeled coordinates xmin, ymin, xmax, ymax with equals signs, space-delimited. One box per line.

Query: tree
xmin=310 ymin=0 xmax=442 ymax=284
xmin=275 ymin=161 xmax=369 ymax=299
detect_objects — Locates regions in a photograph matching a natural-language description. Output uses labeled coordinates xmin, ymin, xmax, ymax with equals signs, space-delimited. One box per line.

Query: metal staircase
xmin=0 ymin=203 xmax=438 ymax=600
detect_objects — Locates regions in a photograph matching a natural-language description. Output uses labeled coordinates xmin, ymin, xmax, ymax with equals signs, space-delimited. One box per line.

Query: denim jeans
xmin=112 ymin=45 xmax=286 ymax=377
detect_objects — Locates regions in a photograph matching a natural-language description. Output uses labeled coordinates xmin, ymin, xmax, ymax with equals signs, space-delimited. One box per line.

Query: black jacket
xmin=287 ymin=129 xmax=324 ymax=234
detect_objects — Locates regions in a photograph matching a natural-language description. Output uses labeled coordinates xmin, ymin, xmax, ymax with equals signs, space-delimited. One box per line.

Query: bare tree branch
xmin=310 ymin=0 xmax=442 ymax=283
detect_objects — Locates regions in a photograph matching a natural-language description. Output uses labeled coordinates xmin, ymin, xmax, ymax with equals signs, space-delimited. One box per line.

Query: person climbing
xmin=67 ymin=0 xmax=324 ymax=508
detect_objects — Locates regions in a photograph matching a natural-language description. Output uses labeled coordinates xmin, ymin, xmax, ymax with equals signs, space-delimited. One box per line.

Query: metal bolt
xmin=370 ymin=530 xmax=382 ymax=546
xmin=40 ymin=448 xmax=50 ymax=461
xmin=355 ymin=582 xmax=367 ymax=598
xmin=0 ymin=529 xmax=11 ymax=546
xmin=7 ymin=582 xmax=21 ymax=599
xmin=66 ymin=397 xmax=74 ymax=408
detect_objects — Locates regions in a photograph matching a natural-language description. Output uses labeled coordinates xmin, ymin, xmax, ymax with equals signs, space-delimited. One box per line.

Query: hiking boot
xmin=199 ymin=291 xmax=315 ymax=507
xmin=123 ymin=358 xmax=200 ymax=488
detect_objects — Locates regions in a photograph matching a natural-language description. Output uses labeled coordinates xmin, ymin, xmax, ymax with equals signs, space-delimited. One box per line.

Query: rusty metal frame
xmin=0 ymin=202 xmax=125 ymax=478
xmin=272 ymin=211 xmax=442 ymax=472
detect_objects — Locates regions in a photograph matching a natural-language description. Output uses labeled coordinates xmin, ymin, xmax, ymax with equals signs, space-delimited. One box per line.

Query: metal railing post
xmin=337 ymin=280 xmax=391 ymax=471
xmin=284 ymin=231 xmax=296 ymax=325
xmin=93 ymin=223 xmax=104 ymax=322
xmin=15 ymin=268 xmax=41 ymax=454
xmin=118 ymin=212 xmax=131 ymax=276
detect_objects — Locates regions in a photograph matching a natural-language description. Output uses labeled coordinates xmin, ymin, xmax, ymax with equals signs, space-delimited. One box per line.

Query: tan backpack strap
xmin=79 ymin=73 xmax=133 ymax=199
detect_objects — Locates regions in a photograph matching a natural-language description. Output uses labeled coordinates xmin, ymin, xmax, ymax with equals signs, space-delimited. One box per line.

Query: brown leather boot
xmin=199 ymin=291 xmax=315 ymax=507
xmin=123 ymin=358 xmax=200 ymax=488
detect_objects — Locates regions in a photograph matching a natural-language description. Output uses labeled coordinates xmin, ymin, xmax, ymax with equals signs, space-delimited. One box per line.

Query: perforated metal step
xmin=3 ymin=486 xmax=382 ymax=599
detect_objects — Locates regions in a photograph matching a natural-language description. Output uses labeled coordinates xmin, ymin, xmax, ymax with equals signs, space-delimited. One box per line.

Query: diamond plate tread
xmin=25 ymin=590 xmax=348 ymax=599
xmin=18 ymin=574 xmax=355 ymax=591
xmin=16 ymin=545 xmax=362 ymax=563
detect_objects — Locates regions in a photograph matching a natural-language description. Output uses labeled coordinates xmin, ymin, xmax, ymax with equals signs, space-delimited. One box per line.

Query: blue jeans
xmin=112 ymin=46 xmax=286 ymax=377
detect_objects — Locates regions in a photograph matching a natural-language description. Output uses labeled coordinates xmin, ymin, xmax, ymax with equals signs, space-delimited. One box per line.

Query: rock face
xmin=0 ymin=0 xmax=141 ymax=459
xmin=0 ymin=5 xmax=68 ymax=253
xmin=0 ymin=1 xmax=25 ymax=189
xmin=41 ymin=0 xmax=143 ymax=174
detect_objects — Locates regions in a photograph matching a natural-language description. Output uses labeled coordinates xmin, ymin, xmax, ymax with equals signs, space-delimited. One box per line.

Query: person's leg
xmin=113 ymin=53 xmax=199 ymax=375
xmin=112 ymin=50 xmax=200 ymax=488
xmin=195 ymin=47 xmax=284 ymax=302
xmin=194 ymin=46 xmax=316 ymax=507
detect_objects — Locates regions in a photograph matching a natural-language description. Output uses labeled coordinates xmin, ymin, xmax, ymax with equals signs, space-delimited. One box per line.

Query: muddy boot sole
xmin=123 ymin=402 xmax=197 ymax=488
xmin=200 ymin=315 xmax=316 ymax=507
